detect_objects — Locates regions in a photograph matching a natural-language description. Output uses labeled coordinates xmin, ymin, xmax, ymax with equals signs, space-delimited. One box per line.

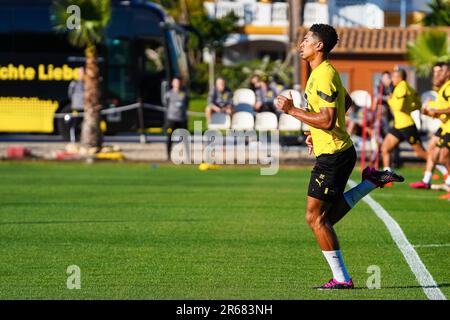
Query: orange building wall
xmin=300 ymin=58 xmax=409 ymax=94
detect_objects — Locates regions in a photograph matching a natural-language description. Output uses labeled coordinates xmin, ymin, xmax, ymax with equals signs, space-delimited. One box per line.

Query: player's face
xmin=297 ymin=32 xmax=321 ymax=61
xmin=392 ymin=72 xmax=402 ymax=86
xmin=381 ymin=73 xmax=391 ymax=86
xmin=434 ymin=66 xmax=449 ymax=88
xmin=172 ymin=78 xmax=180 ymax=90
xmin=216 ymin=79 xmax=225 ymax=92
xmin=432 ymin=66 xmax=442 ymax=87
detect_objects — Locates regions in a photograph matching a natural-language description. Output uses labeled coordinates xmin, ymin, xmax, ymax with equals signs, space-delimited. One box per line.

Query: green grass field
xmin=0 ymin=162 xmax=449 ymax=299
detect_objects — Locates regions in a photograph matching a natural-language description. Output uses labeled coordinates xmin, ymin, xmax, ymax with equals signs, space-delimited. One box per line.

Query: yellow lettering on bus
xmin=25 ymin=67 xmax=35 ymax=80
xmin=63 ymin=64 xmax=74 ymax=80
xmin=8 ymin=64 xmax=18 ymax=80
xmin=53 ymin=67 xmax=62 ymax=80
xmin=0 ymin=67 xmax=8 ymax=80
xmin=38 ymin=64 xmax=47 ymax=80
xmin=48 ymin=64 xmax=54 ymax=81
xmin=0 ymin=64 xmax=78 ymax=81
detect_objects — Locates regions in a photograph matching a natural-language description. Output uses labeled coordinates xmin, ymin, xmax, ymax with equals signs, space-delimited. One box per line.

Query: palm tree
xmin=422 ymin=0 xmax=450 ymax=26
xmin=52 ymin=0 xmax=111 ymax=151
xmin=407 ymin=29 xmax=450 ymax=77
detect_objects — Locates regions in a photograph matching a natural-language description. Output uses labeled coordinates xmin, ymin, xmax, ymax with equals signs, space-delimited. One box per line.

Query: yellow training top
xmin=304 ymin=60 xmax=352 ymax=157
xmin=388 ymin=80 xmax=421 ymax=129
xmin=429 ymin=80 xmax=450 ymax=134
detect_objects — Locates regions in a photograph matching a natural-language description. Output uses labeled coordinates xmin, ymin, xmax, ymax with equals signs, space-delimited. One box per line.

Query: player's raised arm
xmin=276 ymin=93 xmax=336 ymax=130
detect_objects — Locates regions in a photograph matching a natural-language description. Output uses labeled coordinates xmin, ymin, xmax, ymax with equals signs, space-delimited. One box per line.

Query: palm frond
xmin=51 ymin=0 xmax=111 ymax=48
xmin=422 ymin=0 xmax=450 ymax=26
xmin=407 ymin=30 xmax=450 ymax=77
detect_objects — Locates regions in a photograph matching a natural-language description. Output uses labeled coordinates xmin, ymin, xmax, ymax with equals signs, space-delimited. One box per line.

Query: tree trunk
xmin=81 ymin=45 xmax=102 ymax=151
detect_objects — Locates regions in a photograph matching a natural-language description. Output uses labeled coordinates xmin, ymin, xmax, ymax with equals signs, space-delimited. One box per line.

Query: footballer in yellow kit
xmin=381 ymin=70 xmax=428 ymax=171
xmin=276 ymin=24 xmax=404 ymax=290
xmin=422 ymin=63 xmax=450 ymax=198
xmin=409 ymin=62 xmax=450 ymax=190
xmin=433 ymin=78 xmax=450 ymax=148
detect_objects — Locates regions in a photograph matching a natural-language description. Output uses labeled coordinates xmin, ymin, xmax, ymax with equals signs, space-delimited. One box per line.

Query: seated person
xmin=254 ymin=80 xmax=281 ymax=116
xmin=249 ymin=74 xmax=261 ymax=93
xmin=205 ymin=77 xmax=233 ymax=123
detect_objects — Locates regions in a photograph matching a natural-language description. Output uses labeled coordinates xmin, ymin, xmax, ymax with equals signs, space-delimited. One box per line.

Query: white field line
xmin=413 ymin=244 xmax=450 ymax=248
xmin=348 ymin=180 xmax=447 ymax=300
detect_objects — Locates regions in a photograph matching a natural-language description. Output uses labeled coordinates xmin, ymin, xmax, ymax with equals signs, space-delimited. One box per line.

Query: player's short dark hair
xmin=381 ymin=71 xmax=391 ymax=76
xmin=396 ymin=69 xmax=407 ymax=80
xmin=309 ymin=24 xmax=339 ymax=55
xmin=433 ymin=61 xmax=450 ymax=69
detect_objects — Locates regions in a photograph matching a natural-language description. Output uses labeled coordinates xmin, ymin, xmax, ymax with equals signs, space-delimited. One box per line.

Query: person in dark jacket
xmin=164 ymin=77 xmax=189 ymax=159
xmin=254 ymin=80 xmax=281 ymax=117
xmin=68 ymin=67 xmax=84 ymax=111
xmin=205 ymin=77 xmax=233 ymax=123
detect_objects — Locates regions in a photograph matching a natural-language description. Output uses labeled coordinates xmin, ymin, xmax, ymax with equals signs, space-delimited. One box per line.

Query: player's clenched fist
xmin=276 ymin=91 xmax=295 ymax=114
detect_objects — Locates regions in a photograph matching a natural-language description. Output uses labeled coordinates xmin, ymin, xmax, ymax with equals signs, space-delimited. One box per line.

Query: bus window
xmin=138 ymin=38 xmax=167 ymax=105
xmin=143 ymin=43 xmax=165 ymax=76
xmin=106 ymin=38 xmax=135 ymax=103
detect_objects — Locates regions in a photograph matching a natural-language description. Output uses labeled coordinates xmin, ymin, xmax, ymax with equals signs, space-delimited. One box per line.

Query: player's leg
xmin=306 ymin=152 xmax=355 ymax=289
xmin=164 ymin=120 xmax=175 ymax=159
xmin=406 ymin=126 xmax=428 ymax=161
xmin=381 ymin=133 xmax=400 ymax=171
xmin=438 ymin=138 xmax=450 ymax=194
xmin=305 ymin=196 xmax=340 ymax=251
xmin=434 ymin=130 xmax=449 ymax=177
xmin=205 ymin=105 xmax=213 ymax=123
xmin=411 ymin=142 xmax=428 ymax=161
xmin=321 ymin=146 xmax=357 ymax=226
xmin=223 ymin=105 xmax=233 ymax=115
xmin=205 ymin=105 xmax=221 ymax=123
xmin=411 ymin=135 xmax=440 ymax=189
xmin=305 ymin=196 xmax=352 ymax=288
xmin=326 ymin=167 xmax=405 ymax=226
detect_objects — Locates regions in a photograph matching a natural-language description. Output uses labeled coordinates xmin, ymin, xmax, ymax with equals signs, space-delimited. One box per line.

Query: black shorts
xmin=307 ymin=145 xmax=357 ymax=202
xmin=389 ymin=125 xmax=421 ymax=145
xmin=436 ymin=132 xmax=450 ymax=149
xmin=435 ymin=128 xmax=443 ymax=138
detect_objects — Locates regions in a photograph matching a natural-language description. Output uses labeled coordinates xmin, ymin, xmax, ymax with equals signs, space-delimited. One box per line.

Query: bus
xmin=0 ymin=0 xmax=189 ymax=140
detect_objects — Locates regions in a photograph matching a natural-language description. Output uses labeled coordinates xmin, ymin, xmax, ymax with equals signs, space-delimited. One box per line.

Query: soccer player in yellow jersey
xmin=381 ymin=69 xmax=428 ymax=171
xmin=410 ymin=62 xmax=450 ymax=190
xmin=276 ymin=24 xmax=404 ymax=290
xmin=421 ymin=62 xmax=450 ymax=198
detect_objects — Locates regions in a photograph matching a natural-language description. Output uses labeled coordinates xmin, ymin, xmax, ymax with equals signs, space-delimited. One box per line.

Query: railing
xmin=204 ymin=1 xmax=289 ymax=26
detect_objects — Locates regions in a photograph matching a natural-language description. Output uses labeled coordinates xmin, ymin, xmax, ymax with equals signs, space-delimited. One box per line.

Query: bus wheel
xmin=56 ymin=104 xmax=81 ymax=142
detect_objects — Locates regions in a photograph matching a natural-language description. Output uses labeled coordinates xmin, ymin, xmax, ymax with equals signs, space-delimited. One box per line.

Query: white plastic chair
xmin=231 ymin=111 xmax=255 ymax=131
xmin=278 ymin=113 xmax=301 ymax=131
xmin=207 ymin=112 xmax=231 ymax=130
xmin=274 ymin=89 xmax=303 ymax=108
xmin=350 ymin=90 xmax=371 ymax=108
xmin=255 ymin=112 xmax=278 ymax=131
xmin=233 ymin=88 xmax=256 ymax=113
